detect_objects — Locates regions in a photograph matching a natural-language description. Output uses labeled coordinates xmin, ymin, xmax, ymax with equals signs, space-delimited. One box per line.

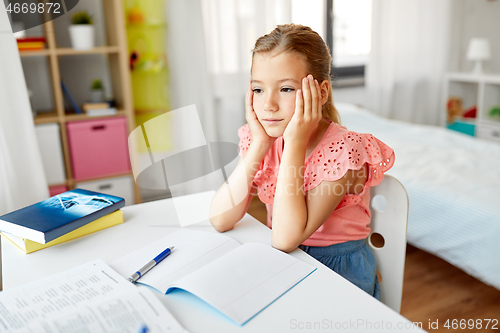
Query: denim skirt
xmin=299 ymin=239 xmax=381 ymax=301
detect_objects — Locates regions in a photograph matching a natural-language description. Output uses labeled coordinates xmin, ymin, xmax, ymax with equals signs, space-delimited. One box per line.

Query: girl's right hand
xmin=245 ymin=80 xmax=276 ymax=149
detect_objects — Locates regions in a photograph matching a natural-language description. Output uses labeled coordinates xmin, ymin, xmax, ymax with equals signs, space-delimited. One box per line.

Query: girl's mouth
xmin=263 ymin=119 xmax=283 ymax=125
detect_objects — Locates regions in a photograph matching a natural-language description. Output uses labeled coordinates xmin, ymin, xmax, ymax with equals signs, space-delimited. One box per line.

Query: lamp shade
xmin=466 ymin=38 xmax=491 ymax=61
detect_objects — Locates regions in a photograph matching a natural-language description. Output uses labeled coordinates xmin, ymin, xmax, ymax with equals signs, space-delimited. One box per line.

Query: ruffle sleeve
xmin=304 ymin=130 xmax=395 ymax=192
xmin=237 ymin=124 xmax=252 ymax=157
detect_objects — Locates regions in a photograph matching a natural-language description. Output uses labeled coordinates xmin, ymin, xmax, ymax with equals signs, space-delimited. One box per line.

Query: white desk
xmin=2 ymin=191 xmax=422 ymax=332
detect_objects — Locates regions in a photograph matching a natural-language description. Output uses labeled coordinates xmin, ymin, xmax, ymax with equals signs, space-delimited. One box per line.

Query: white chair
xmin=366 ymin=175 xmax=409 ymax=313
xmin=0 ymin=236 xmax=2 ymax=291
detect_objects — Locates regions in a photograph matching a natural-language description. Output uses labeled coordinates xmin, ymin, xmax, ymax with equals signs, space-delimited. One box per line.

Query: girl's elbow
xmin=272 ymin=243 xmax=298 ymax=253
xmin=214 ymin=224 xmax=234 ymax=233
xmin=271 ymin=227 xmax=304 ymax=253
xmin=271 ymin=237 xmax=300 ymax=253
xmin=209 ymin=215 xmax=235 ymax=233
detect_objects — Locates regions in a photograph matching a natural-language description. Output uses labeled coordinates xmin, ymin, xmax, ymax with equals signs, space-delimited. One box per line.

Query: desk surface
xmin=2 ymin=191 xmax=422 ymax=332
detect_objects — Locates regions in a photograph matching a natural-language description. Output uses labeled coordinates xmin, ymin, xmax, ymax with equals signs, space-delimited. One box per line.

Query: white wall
xmin=333 ymin=85 xmax=367 ymax=108
xmin=449 ymin=0 xmax=500 ymax=73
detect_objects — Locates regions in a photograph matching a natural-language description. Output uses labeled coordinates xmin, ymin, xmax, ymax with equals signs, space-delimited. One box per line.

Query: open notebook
xmin=110 ymin=229 xmax=316 ymax=326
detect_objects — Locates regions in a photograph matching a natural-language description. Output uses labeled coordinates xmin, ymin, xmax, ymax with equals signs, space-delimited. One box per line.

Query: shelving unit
xmin=442 ymin=72 xmax=500 ymax=144
xmin=19 ymin=0 xmax=142 ymax=203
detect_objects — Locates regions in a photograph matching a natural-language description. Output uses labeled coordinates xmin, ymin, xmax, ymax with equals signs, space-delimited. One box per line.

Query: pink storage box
xmin=49 ymin=185 xmax=68 ymax=197
xmin=67 ymin=117 xmax=131 ymax=181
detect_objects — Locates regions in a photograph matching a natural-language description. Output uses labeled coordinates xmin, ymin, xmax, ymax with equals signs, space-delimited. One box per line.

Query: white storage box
xmin=76 ymin=176 xmax=134 ymax=205
xmin=477 ymin=123 xmax=500 ymax=144
xmin=35 ymin=123 xmax=66 ymax=185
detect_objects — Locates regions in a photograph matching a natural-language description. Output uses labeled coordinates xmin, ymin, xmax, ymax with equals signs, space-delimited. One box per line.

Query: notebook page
xmin=0 ymin=259 xmax=188 ymax=333
xmin=110 ymin=229 xmax=240 ymax=293
xmin=165 ymin=243 xmax=316 ymax=326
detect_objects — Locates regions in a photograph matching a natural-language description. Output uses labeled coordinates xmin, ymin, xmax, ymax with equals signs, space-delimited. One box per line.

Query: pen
xmin=128 ymin=246 xmax=175 ymax=283
xmin=135 ymin=325 xmax=149 ymax=333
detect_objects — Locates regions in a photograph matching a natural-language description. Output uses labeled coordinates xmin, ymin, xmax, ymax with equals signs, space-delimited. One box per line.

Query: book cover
xmin=17 ymin=42 xmax=45 ymax=48
xmin=2 ymin=210 xmax=123 ymax=254
xmin=18 ymin=47 xmax=45 ymax=51
xmin=86 ymin=108 xmax=117 ymax=117
xmin=0 ymin=188 xmax=124 ymax=244
xmin=16 ymin=37 xmax=46 ymax=43
xmin=61 ymin=80 xmax=82 ymax=114
xmin=82 ymin=102 xmax=111 ymax=111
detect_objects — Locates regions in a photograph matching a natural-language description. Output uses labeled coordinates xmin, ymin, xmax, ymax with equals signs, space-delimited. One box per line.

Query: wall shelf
xmin=24 ymin=0 xmax=141 ymax=203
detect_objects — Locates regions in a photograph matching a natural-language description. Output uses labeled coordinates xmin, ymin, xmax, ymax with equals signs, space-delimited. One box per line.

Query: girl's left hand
xmin=283 ymin=74 xmax=322 ymax=146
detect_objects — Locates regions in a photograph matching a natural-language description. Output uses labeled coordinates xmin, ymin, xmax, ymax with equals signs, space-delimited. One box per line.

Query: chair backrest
xmin=367 ymin=175 xmax=409 ymax=313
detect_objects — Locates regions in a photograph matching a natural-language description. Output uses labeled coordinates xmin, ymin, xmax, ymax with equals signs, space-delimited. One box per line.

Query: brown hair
xmin=251 ymin=23 xmax=340 ymax=124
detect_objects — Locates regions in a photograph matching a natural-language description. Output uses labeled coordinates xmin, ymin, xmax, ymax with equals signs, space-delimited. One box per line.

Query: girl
xmin=209 ymin=24 xmax=394 ymax=300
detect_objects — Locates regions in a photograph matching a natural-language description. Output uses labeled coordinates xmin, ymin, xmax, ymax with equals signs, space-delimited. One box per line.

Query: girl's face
xmin=251 ymin=51 xmax=309 ymax=138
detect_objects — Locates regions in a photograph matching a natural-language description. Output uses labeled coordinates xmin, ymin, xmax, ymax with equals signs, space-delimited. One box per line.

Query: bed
xmin=335 ymin=103 xmax=500 ymax=290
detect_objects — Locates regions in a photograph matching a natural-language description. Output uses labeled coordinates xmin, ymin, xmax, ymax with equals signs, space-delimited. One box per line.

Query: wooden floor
xmin=401 ymin=245 xmax=500 ymax=332
xmin=247 ymin=196 xmax=500 ymax=332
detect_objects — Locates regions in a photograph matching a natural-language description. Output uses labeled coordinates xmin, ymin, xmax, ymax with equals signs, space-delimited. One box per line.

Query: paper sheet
xmin=0 ymin=259 xmax=188 ymax=333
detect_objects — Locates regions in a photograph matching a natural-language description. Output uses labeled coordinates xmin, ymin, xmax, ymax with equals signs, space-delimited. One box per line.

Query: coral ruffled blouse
xmin=237 ymin=119 xmax=395 ymax=246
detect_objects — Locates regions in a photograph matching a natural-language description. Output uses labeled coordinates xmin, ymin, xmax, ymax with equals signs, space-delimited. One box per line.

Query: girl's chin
xmin=263 ymin=127 xmax=284 ymax=138
xmin=260 ymin=121 xmax=286 ymax=137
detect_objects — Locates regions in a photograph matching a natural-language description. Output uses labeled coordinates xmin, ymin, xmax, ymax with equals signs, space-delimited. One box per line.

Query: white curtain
xmin=160 ymin=0 xmax=220 ymax=197
xmin=366 ymin=0 xmax=452 ymax=125
xmin=0 ymin=4 xmax=48 ymax=214
xmin=167 ymin=0 xmax=218 ymax=143
xmin=201 ymin=0 xmax=294 ymax=143
xmin=158 ymin=0 xmax=294 ymax=197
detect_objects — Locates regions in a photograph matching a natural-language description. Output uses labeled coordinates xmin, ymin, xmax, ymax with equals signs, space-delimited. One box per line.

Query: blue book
xmin=0 ymin=189 xmax=124 ymax=244
xmin=61 ymin=80 xmax=82 ymax=114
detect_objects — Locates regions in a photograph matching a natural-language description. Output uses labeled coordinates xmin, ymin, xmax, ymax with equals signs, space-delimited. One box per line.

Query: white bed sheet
xmin=336 ymin=103 xmax=500 ymax=290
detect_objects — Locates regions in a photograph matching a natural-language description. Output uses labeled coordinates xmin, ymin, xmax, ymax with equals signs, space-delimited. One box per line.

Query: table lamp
xmin=466 ymin=38 xmax=491 ymax=74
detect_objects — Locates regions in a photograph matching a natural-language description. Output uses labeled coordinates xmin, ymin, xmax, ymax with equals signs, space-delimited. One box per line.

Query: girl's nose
xmin=263 ymin=93 xmax=278 ymax=112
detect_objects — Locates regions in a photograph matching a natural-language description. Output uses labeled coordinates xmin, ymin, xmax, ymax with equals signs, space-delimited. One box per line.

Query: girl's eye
xmin=281 ymin=87 xmax=295 ymax=93
xmin=252 ymin=88 xmax=262 ymax=94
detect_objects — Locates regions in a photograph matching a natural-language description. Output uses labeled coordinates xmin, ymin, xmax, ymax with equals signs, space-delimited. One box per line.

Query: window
xmin=291 ymin=0 xmax=325 ymax=41
xmin=326 ymin=0 xmax=372 ymax=82
xmin=201 ymin=0 xmax=372 ymax=82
